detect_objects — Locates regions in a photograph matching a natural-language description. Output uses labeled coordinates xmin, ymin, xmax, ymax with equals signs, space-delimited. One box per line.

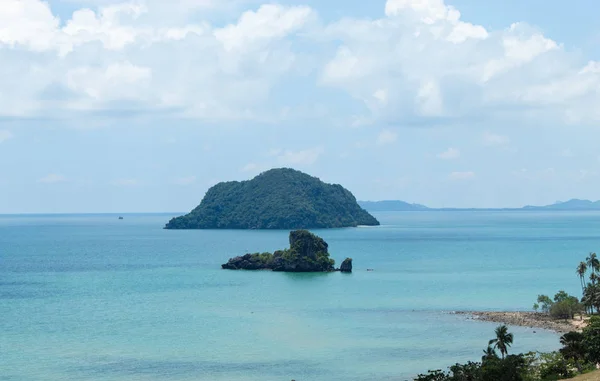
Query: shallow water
xmin=2 ymin=211 xmax=596 ymax=380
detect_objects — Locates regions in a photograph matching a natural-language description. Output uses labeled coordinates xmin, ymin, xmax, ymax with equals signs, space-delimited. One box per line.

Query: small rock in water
xmin=340 ymin=258 xmax=352 ymax=273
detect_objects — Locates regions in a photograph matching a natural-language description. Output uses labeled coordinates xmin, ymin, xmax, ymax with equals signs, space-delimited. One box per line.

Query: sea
xmin=1 ymin=211 xmax=597 ymax=381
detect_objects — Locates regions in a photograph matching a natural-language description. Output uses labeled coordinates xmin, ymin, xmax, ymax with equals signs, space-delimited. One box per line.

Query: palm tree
xmin=559 ymin=331 xmax=585 ymax=361
xmin=577 ymin=261 xmax=588 ymax=295
xmin=583 ymin=282 xmax=596 ymax=314
xmin=489 ymin=325 xmax=514 ymax=359
xmin=584 ymin=282 xmax=600 ymax=314
xmin=482 ymin=345 xmax=498 ymax=362
xmin=586 ymin=253 xmax=599 ymax=275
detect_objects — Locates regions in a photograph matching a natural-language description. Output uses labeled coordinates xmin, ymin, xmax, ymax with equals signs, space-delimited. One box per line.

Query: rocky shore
xmin=454 ymin=311 xmax=588 ymax=333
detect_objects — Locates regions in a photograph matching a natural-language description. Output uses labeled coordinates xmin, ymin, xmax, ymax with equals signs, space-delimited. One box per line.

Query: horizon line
xmin=0 ymin=212 xmax=184 ymax=216
xmin=2 ymin=208 xmax=600 ymax=216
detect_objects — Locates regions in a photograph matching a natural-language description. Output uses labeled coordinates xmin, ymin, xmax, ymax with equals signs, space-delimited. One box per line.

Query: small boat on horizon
xmin=118 ymin=216 xmax=124 ymax=220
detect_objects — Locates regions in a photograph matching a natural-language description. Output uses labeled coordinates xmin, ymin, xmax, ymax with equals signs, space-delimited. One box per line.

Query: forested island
xmin=221 ymin=230 xmax=352 ymax=272
xmin=165 ymin=168 xmax=379 ymax=229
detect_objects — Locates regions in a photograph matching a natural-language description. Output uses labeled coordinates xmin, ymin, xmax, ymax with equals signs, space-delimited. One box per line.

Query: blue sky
xmin=1 ymin=0 xmax=600 ymax=213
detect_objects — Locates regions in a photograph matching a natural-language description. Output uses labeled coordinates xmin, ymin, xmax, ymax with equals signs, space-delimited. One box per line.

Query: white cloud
xmin=214 ymin=4 xmax=313 ymax=52
xmin=483 ymin=132 xmax=510 ymax=146
xmin=0 ymin=0 xmax=598 ymax=126
xmin=437 ymin=147 xmax=460 ymax=160
xmin=38 ymin=174 xmax=66 ymax=183
xmin=66 ymin=61 xmax=151 ymax=101
xmin=482 ymin=24 xmax=558 ymax=82
xmin=0 ymin=0 xmax=60 ymax=52
xmin=173 ymin=176 xmax=196 ymax=185
xmin=385 ymin=0 xmax=488 ymax=44
xmin=277 ymin=147 xmax=324 ymax=165
xmin=0 ymin=130 xmax=13 ymax=143
xmin=61 ymin=3 xmax=149 ymax=55
xmin=449 ymin=171 xmax=475 ymax=180
xmin=376 ymin=129 xmax=398 ymax=145
xmin=0 ymin=0 xmax=313 ymax=119
xmin=319 ymin=0 xmax=599 ymax=125
xmin=0 ymin=1 xmax=151 ymax=56
xmin=416 ymin=79 xmax=443 ymax=116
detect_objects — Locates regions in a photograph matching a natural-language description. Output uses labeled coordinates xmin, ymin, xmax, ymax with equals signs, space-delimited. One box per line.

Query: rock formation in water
xmin=222 ymin=230 xmax=342 ymax=272
xmin=339 ymin=258 xmax=353 ymax=273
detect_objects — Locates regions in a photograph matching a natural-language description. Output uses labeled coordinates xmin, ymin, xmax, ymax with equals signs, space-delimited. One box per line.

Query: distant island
xmin=221 ymin=230 xmax=352 ymax=272
xmin=359 ymin=199 xmax=600 ymax=212
xmin=523 ymin=199 xmax=600 ymax=210
xmin=358 ymin=200 xmax=429 ymax=212
xmin=165 ymin=168 xmax=379 ymax=229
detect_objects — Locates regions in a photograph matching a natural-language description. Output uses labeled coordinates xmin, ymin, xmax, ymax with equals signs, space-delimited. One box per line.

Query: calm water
xmin=1 ymin=211 xmax=597 ymax=381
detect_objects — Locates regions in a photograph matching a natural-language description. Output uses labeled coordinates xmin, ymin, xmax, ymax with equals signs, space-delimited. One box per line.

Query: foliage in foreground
xmin=413 ymin=253 xmax=600 ymax=381
xmin=412 ymin=323 xmax=599 ymax=381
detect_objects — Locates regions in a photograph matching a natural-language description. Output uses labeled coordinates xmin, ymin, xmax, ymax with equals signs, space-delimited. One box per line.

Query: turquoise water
xmin=2 ymin=211 xmax=598 ymax=380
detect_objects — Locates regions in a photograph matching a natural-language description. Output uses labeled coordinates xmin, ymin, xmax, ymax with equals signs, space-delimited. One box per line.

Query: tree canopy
xmin=165 ymin=168 xmax=380 ymax=229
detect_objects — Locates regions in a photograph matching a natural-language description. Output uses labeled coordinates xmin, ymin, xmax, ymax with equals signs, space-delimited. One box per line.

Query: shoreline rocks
xmin=454 ymin=311 xmax=587 ymax=333
xmin=339 ymin=258 xmax=352 ymax=273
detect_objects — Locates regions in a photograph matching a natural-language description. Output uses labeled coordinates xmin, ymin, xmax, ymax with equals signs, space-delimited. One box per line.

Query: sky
xmin=1 ymin=0 xmax=600 ymax=213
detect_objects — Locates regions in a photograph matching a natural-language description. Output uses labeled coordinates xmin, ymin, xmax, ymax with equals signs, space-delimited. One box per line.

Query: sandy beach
xmin=455 ymin=311 xmax=589 ymax=334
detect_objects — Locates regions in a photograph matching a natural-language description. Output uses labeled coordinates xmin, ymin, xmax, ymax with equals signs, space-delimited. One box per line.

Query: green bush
xmin=535 ymin=292 xmax=582 ymax=319
xmin=550 ymin=297 xmax=582 ymax=320
xmin=582 ymin=316 xmax=600 ymax=364
xmin=536 ymin=352 xmax=577 ymax=380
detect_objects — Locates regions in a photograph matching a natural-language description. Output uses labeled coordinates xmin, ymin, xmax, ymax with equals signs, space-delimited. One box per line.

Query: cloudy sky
xmin=1 ymin=0 xmax=599 ymax=213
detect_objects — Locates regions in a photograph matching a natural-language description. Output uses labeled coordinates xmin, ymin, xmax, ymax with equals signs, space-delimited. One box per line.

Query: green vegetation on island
xmin=533 ymin=291 xmax=583 ymax=320
xmin=221 ymin=230 xmax=352 ymax=272
xmin=165 ymin=168 xmax=379 ymax=229
xmin=412 ymin=253 xmax=600 ymax=381
xmin=534 ymin=253 xmax=600 ymax=318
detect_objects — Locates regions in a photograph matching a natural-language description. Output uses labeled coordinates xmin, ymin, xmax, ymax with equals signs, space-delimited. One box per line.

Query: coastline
xmin=454 ymin=311 xmax=588 ymax=334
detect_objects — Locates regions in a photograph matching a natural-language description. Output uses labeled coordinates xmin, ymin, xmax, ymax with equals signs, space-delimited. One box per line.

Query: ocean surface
xmin=2 ymin=211 xmax=598 ymax=381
